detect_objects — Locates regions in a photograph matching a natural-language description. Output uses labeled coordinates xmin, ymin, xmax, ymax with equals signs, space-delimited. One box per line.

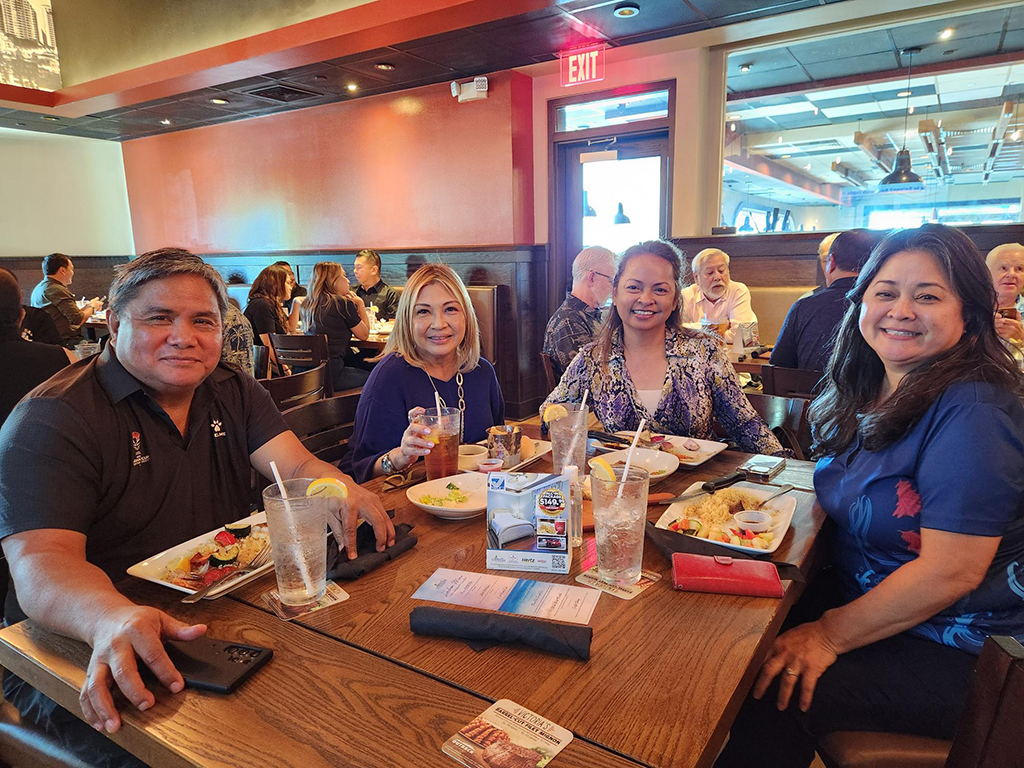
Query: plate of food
xmin=594 ymin=447 xmax=679 ymax=483
xmin=613 ymin=431 xmax=727 ymax=468
xmin=653 ymin=482 xmax=797 ymax=554
xmin=127 ymin=513 xmax=274 ymax=597
xmin=407 ymin=472 xmax=487 ymax=520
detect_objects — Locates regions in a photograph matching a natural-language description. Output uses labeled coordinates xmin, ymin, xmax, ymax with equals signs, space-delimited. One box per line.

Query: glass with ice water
xmin=590 ymin=466 xmax=650 ymax=586
xmin=262 ymin=478 xmax=329 ymax=608
xmin=549 ymin=404 xmax=589 ymax=474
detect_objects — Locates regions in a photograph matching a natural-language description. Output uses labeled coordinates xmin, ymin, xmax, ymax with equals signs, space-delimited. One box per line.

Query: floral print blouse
xmin=542 ymin=327 xmax=784 ymax=456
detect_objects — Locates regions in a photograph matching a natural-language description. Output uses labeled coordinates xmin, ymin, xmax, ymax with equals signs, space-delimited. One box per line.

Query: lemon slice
xmin=166 ymin=555 xmax=190 ymax=574
xmin=306 ymin=477 xmax=349 ymax=499
xmin=544 ymin=404 xmax=569 ymax=423
xmin=590 ymin=457 xmax=616 ymax=482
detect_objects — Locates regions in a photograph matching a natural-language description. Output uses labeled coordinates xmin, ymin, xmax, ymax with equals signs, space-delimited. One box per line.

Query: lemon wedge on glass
xmin=306 ymin=477 xmax=349 ymax=499
xmin=543 ymin=404 xmax=569 ymax=423
xmin=589 ymin=457 xmax=617 ymax=482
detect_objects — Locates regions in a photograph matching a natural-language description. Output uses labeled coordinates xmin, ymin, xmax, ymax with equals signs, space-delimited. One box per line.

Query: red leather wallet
xmin=671 ymin=552 xmax=784 ymax=598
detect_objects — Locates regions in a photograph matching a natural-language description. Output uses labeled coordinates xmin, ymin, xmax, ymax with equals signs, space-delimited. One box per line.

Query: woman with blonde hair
xmin=301 ymin=262 xmax=371 ymax=391
xmin=343 ymin=263 xmax=504 ymax=482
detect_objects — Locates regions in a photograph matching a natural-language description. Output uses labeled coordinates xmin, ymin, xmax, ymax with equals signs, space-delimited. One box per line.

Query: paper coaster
xmin=574 ymin=567 xmax=662 ymax=600
xmin=443 ymin=699 xmax=572 ymax=768
xmin=262 ymin=580 xmax=350 ymax=620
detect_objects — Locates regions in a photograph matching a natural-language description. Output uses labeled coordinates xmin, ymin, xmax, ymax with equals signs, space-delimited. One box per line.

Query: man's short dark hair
xmin=829 ymin=230 xmax=881 ymax=274
xmin=42 ymin=253 xmax=71 ymax=276
xmin=271 ymin=260 xmax=294 ymax=272
xmin=0 ymin=267 xmax=23 ymax=341
xmin=355 ymin=249 xmax=382 ymax=272
xmin=109 ymin=248 xmax=228 ymax=319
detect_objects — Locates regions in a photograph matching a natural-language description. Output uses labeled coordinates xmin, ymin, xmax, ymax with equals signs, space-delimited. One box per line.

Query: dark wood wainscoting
xmin=671 ymin=224 xmax=1024 ymax=288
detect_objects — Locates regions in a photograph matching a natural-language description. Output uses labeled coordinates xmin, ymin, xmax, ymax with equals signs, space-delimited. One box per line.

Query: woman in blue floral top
xmin=717 ymin=224 xmax=1024 ymax=768
xmin=541 ymin=240 xmax=783 ymax=456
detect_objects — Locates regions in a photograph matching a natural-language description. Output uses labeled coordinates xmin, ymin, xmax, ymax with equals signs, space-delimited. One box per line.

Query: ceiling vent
xmin=249 ymin=85 xmax=322 ymax=103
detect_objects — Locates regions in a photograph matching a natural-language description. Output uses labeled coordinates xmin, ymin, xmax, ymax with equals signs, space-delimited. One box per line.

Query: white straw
xmin=434 ymin=391 xmax=443 ymax=415
xmin=618 ymin=417 xmax=646 ymax=499
xmin=562 ymin=389 xmax=590 ymax=473
xmin=269 ymin=461 xmax=315 ymax=596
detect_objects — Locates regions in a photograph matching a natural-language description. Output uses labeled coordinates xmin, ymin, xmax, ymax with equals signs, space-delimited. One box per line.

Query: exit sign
xmin=559 ymin=44 xmax=605 ymax=87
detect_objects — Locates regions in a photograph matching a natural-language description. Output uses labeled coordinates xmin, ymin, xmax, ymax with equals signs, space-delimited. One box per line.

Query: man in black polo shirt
xmin=352 ymin=249 xmax=400 ymax=321
xmin=0 ymin=248 xmax=394 ymax=765
xmin=770 ymin=229 xmax=881 ymax=372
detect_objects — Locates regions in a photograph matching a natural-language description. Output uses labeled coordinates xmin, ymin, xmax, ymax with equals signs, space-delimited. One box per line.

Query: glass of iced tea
xmin=415 ymin=407 xmax=461 ymax=480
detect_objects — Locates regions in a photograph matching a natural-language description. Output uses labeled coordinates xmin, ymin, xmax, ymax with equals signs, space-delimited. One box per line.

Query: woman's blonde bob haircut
xmin=378 ymin=263 xmax=481 ymax=372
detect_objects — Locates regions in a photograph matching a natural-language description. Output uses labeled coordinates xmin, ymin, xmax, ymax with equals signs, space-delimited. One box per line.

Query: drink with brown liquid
xmin=414 ymin=407 xmax=462 ymax=480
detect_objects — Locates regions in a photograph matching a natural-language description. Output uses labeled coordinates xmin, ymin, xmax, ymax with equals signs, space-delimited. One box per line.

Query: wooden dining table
xmin=0 ymin=431 xmax=826 ymax=768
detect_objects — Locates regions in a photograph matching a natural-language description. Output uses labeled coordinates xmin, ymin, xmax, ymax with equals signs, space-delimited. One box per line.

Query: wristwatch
xmin=380 ymin=450 xmax=397 ymax=475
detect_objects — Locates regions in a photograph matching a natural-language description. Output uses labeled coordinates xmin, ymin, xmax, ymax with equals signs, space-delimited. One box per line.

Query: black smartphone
xmin=163 ymin=637 xmax=273 ymax=694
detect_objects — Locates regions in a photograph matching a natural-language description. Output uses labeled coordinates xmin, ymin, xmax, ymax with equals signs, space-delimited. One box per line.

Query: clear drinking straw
xmin=269 ymin=461 xmax=316 ymax=596
xmin=562 ymin=389 xmax=590 ymax=471
xmin=618 ymin=417 xmax=646 ymax=499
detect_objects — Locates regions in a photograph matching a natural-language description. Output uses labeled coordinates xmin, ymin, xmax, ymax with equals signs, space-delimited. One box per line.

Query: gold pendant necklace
xmin=425 ymin=368 xmax=465 ymax=442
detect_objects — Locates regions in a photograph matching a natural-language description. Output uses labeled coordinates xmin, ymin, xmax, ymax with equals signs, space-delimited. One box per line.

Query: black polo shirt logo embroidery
xmin=131 ymin=431 xmax=150 ymax=466
xmin=211 ymin=419 xmax=227 ymax=439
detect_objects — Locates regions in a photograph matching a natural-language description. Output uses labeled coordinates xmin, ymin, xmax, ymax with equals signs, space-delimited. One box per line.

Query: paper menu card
xmin=412 ymin=568 xmax=599 ymax=625
xmin=443 ymin=699 xmax=573 ymax=768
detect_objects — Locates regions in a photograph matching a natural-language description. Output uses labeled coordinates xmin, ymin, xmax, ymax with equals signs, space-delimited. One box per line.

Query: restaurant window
xmin=556 ymin=89 xmax=670 ymax=133
xmin=721 ymin=30 xmax=1024 ymax=233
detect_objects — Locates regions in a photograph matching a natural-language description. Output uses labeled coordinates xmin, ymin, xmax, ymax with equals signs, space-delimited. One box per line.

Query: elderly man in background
xmin=30 ymin=253 xmax=102 ymax=348
xmin=770 ymin=229 xmax=880 ymax=372
xmin=986 ymin=242 xmax=1024 ymax=350
xmin=0 ymin=248 xmax=394 ymax=767
xmin=680 ymin=247 xmax=756 ymax=344
xmin=542 ymin=245 xmax=617 ymax=380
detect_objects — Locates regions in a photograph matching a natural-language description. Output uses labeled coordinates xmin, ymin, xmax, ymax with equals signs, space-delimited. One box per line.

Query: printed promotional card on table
xmin=443 ymin=699 xmax=573 ymax=768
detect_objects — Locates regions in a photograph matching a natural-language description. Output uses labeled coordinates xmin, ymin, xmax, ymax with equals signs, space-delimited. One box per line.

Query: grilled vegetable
xmin=224 ymin=522 xmax=252 ymax=539
xmin=209 ymin=545 xmax=239 ymax=568
xmin=214 ymin=530 xmax=237 ymax=547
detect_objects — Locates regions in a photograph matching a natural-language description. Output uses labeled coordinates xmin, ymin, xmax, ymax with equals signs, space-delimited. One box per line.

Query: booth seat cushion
xmin=817 ymin=731 xmax=951 ymax=768
xmin=748 ymin=285 xmax=818 ymax=346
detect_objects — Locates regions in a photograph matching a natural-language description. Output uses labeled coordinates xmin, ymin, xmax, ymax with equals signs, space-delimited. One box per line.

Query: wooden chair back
xmin=540 ymin=353 xmax=557 ymax=395
xmin=744 ymin=392 xmax=811 ymax=460
xmin=258 ymin=363 xmax=327 ymax=410
xmin=269 ymin=334 xmax=333 ymax=396
xmin=761 ymin=365 xmax=824 ymax=400
xmin=282 ymin=391 xmax=362 ymax=465
xmin=946 ymin=635 xmax=1024 ymax=768
xmin=252 ymin=345 xmax=270 ymax=379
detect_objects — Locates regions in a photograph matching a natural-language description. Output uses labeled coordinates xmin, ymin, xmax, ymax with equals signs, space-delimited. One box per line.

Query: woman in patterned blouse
xmin=541 ymin=239 xmax=783 ymax=455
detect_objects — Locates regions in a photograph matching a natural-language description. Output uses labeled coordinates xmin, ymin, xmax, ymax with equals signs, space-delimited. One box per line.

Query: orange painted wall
xmin=121 ymin=72 xmax=533 ymax=253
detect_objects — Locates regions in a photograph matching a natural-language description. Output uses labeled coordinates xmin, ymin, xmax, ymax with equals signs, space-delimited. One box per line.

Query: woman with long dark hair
xmin=244 ymin=264 xmax=295 ymax=344
xmin=717 ymin=224 xmax=1024 ymax=767
xmin=301 ymin=262 xmax=370 ymax=391
xmin=541 ymin=240 xmax=783 ymax=454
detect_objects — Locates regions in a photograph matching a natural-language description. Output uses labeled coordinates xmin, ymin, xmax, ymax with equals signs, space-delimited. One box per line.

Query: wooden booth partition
xmin=203 ymin=245 xmax=549 ymax=420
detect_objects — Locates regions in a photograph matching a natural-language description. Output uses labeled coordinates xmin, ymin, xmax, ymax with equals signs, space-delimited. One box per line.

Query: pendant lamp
xmin=879 ymin=48 xmax=923 ymax=188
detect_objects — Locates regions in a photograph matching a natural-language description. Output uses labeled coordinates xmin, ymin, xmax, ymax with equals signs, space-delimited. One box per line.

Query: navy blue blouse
xmin=342 ymin=353 xmax=505 ymax=483
xmin=814 ymin=381 xmax=1024 ymax=653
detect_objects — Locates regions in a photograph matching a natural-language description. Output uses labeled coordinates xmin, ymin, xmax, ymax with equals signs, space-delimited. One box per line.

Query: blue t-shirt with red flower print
xmin=814 ymin=381 xmax=1024 ymax=654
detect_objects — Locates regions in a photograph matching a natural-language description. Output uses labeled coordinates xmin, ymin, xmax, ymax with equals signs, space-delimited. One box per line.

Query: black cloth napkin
xmin=409 ymin=606 xmax=592 ymax=660
xmin=326 ymin=522 xmax=417 ymax=580
xmin=645 ymin=521 xmax=805 ymax=583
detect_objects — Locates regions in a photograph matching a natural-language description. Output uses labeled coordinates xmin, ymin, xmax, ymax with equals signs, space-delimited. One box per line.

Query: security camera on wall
xmin=450 ymin=77 xmax=488 ymax=103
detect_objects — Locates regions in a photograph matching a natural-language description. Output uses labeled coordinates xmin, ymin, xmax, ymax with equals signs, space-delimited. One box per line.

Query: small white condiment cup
xmin=458 ymin=444 xmax=488 ymax=471
xmin=733 ymin=509 xmax=773 ymax=533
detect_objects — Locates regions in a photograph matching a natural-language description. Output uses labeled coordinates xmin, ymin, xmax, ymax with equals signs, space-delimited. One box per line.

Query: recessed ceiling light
xmin=727 ymin=113 xmax=741 ymax=120
xmin=374 ymin=62 xmax=396 ymax=71
xmin=613 ymin=2 xmax=641 ymax=18
xmin=346 ymin=83 xmax=359 ymax=92
xmin=739 ymin=63 xmax=752 ymax=73
xmin=897 ymin=90 xmax=912 ymax=98
xmin=730 ymin=123 xmax=736 ymax=132
xmin=209 ymin=98 xmax=229 ymax=105
xmin=782 ymin=154 xmax=791 ymax=158
xmin=805 ymin=163 xmax=812 ymax=171
xmin=835 ymin=155 xmax=842 ymax=164
xmin=160 ymin=119 xmax=171 ymax=125
xmin=15 ymin=122 xmax=25 ymax=126
xmin=1012 ymin=130 xmax=1021 ymax=142
xmin=777 ymin=136 xmax=783 ymax=143
xmin=908 ymin=105 xmax=915 ymax=114
xmin=314 ymin=75 xmax=327 ymax=81
xmin=42 ymin=116 xmax=60 ymax=121
xmin=940 ymin=28 xmax=954 ymax=40
xmin=812 ymin=106 xmax=819 ymax=115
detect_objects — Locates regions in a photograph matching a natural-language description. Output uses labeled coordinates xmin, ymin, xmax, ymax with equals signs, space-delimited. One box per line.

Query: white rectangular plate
xmin=127 ymin=512 xmax=274 ymax=597
xmin=612 ymin=432 xmax=728 ymax=468
xmin=654 ymin=481 xmax=796 ymax=555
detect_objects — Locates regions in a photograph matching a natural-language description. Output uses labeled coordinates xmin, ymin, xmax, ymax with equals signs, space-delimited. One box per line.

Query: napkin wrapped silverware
xmin=326 ymin=522 xmax=416 ymax=580
xmin=645 ymin=521 xmax=805 ymax=583
xmin=409 ymin=606 xmax=592 ymax=660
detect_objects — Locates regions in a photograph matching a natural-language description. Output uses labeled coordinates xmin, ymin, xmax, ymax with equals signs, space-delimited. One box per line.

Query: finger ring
xmin=783 ymin=667 xmax=800 ymax=677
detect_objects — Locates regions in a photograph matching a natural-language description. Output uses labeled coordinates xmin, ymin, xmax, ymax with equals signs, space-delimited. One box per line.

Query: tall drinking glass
xmin=590 ymin=466 xmax=650 ymax=586
xmin=415 ymin=407 xmax=461 ymax=480
xmin=262 ymin=479 xmax=329 ymax=608
xmin=549 ymin=404 xmax=589 ymax=475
